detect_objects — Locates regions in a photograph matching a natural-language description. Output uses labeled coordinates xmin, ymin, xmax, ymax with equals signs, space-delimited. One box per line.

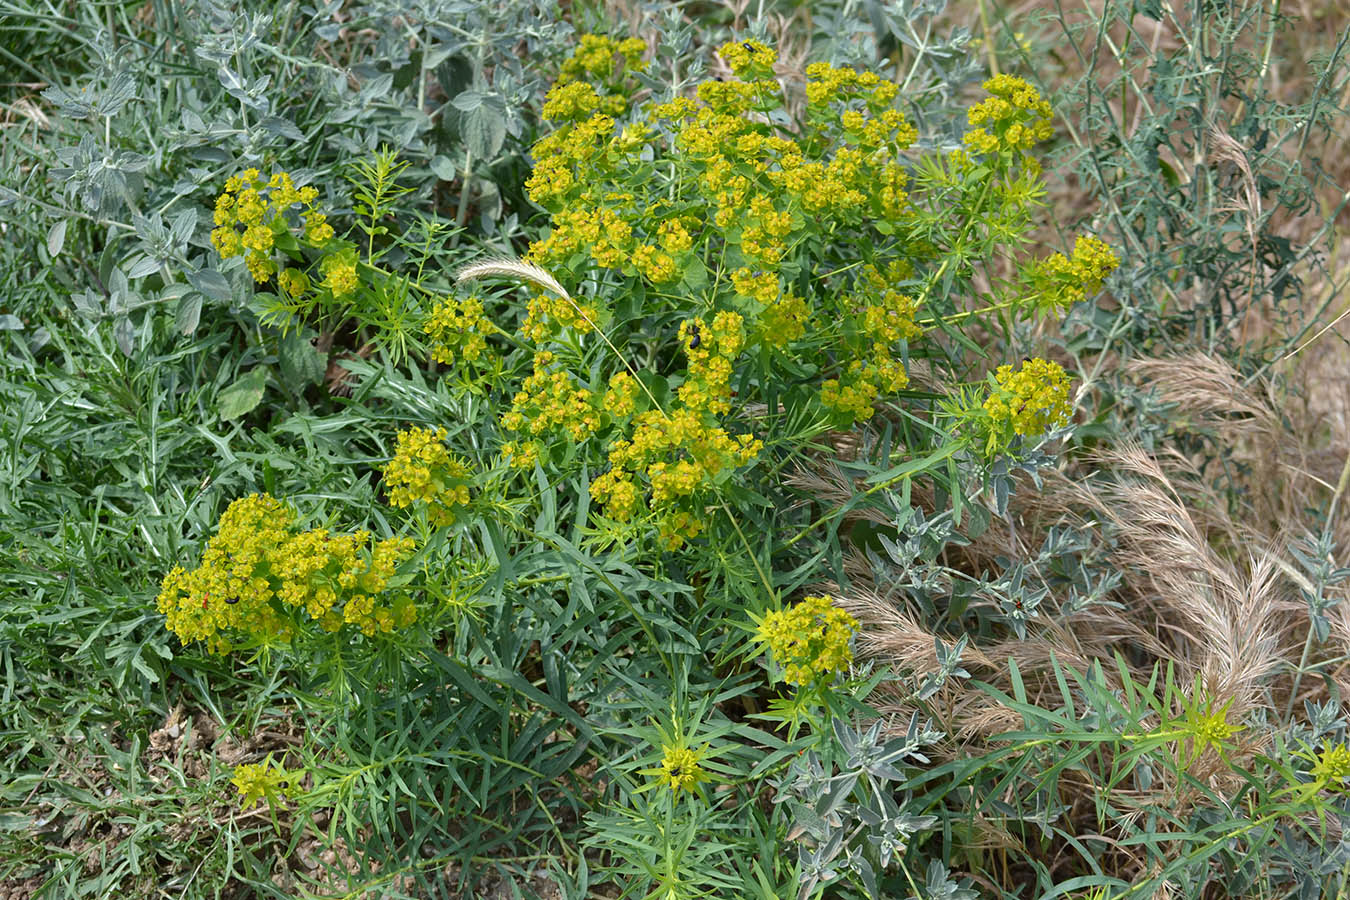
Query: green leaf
xmin=189 ymin=267 xmax=232 ymax=302
xmin=430 ymin=155 xmax=456 ymax=181
xmin=863 ymin=439 xmax=962 ymax=486
xmin=278 ymin=330 xmax=326 ymax=389
xmin=462 ymin=100 xmax=506 ymax=159
xmin=680 ymin=254 xmax=709 ymax=291
xmin=1158 ymin=158 xmax=1181 ymax=188
xmin=217 ymin=367 xmax=268 ymax=420
xmin=47 ymin=220 xmax=67 ymax=257
xmin=114 ymin=315 xmax=135 ymax=357
xmin=450 ymin=90 xmax=486 ymax=113
xmin=174 ymin=292 xmax=202 ymax=336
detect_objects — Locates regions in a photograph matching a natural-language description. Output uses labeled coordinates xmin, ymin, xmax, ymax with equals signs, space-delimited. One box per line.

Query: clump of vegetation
xmin=3 ymin=0 xmax=1348 ymax=898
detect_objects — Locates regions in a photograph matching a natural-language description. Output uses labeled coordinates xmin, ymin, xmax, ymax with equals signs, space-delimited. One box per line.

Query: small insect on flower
xmin=659 ymin=744 xmax=707 ymax=794
xmin=743 ymin=42 xmax=756 ymax=52
xmin=686 ymin=324 xmax=701 ymax=349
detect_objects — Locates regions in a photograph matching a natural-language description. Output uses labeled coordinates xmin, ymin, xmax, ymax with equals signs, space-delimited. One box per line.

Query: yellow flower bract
xmin=155 ymin=493 xmax=417 ymax=652
xmin=210 ymin=170 xmax=330 ymax=285
xmin=756 ymin=594 xmax=858 ymax=686
xmin=983 ymin=357 xmax=1073 ymax=439
xmin=659 ymin=744 xmax=707 ymax=793
xmin=382 ymin=426 xmax=474 ymax=527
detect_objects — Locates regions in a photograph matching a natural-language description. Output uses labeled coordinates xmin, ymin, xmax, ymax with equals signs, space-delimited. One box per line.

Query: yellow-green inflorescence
xmin=382 ymin=426 xmax=474 ymax=526
xmin=498 ymin=35 xmax=1119 ymax=548
xmin=756 ymin=594 xmax=859 ymax=686
xmin=1027 ymin=234 xmax=1121 ymax=312
xmin=231 ymin=756 xmax=299 ymax=810
xmin=659 ymin=744 xmax=709 ymax=794
xmin=981 ymin=357 xmax=1074 ymax=453
xmin=424 ymin=293 xmax=493 ymax=366
xmin=820 ymin=260 xmax=924 ymax=423
xmin=211 ymin=169 xmax=334 ymax=285
xmin=155 ymin=494 xmax=417 ymax=653
xmin=516 ymin=38 xmax=927 ymax=544
xmin=962 ymin=74 xmax=1055 ymax=155
xmin=1311 ymin=742 xmax=1350 ymax=792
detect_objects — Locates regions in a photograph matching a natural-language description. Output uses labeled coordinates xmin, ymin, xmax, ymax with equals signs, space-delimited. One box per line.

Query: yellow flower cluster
xmin=382 ymin=426 xmax=473 ymax=527
xmin=521 ymin=290 xmax=600 ymax=342
xmin=155 ymin=494 xmax=417 ymax=652
xmin=232 ymin=757 xmax=297 ymax=810
xmin=821 ymin=355 xmax=911 ymax=422
xmin=805 ymin=62 xmax=902 ymax=113
xmin=820 ymin=262 xmax=922 ymax=422
xmin=963 ymin=74 xmax=1054 ymax=154
xmin=717 ymin=39 xmax=776 ymax=78
xmin=277 ymin=267 xmax=309 ymax=298
xmin=603 ymin=371 xmax=641 ymax=417
xmin=760 ymin=292 xmax=809 ymax=347
xmin=515 ymin=37 xmax=951 ymax=548
xmin=1029 ymin=234 xmax=1121 ymax=311
xmin=659 ymin=744 xmax=707 ymax=794
xmin=319 ymin=251 xmax=359 ymax=298
xmin=523 ymin=114 xmax=620 ymax=210
xmin=210 ymin=169 xmax=329 ymax=284
xmin=501 ymin=351 xmax=602 ymax=446
xmin=756 ymin=594 xmax=858 ymax=686
xmin=527 ymin=202 xmax=686 ymax=288
xmin=525 ymin=40 xmax=921 ymax=289
xmin=543 ymin=35 xmax=646 ymax=124
xmin=542 ymin=80 xmax=627 ymax=122
xmin=591 ymin=313 xmax=761 ymax=547
xmin=1312 ymin=743 xmax=1350 ymax=790
xmin=425 ymin=294 xmax=492 ymax=365
xmin=559 ymin=34 xmax=647 ymax=84
xmin=732 ymin=266 xmax=813 ymax=347
xmin=591 ymin=313 xmax=761 ymax=545
xmin=983 ymin=357 xmax=1073 ymax=439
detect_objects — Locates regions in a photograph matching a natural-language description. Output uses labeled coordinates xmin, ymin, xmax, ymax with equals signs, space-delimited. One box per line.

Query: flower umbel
xmin=231 ymin=755 xmax=298 ymax=810
xmin=659 ymin=744 xmax=708 ymax=794
xmin=755 ymin=594 xmax=858 ymax=686
xmin=155 ymin=493 xmax=418 ymax=651
xmin=980 ymin=357 xmax=1073 ymax=454
xmin=1310 ymin=742 xmax=1350 ymax=792
xmin=210 ymin=169 xmax=328 ymax=285
xmin=382 ymin=426 xmax=474 ymax=526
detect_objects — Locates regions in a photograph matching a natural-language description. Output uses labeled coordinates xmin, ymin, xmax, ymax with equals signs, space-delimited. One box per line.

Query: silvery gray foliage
xmin=337 ymin=0 xmax=567 ymax=230
xmin=774 ymin=713 xmax=942 ymax=899
xmin=864 ymin=448 xmax=1120 ymax=649
xmin=905 ymin=859 xmax=980 ymax=900
xmin=917 ymin=632 xmax=971 ymax=701
xmin=34 ymin=0 xmax=574 ymax=359
xmin=1288 ymin=530 xmax=1350 ymax=644
xmin=49 ymin=135 xmax=150 ymax=215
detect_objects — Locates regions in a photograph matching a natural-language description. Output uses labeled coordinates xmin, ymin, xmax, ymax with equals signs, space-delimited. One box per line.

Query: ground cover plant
xmin=2 ymin=0 xmax=1350 ymax=898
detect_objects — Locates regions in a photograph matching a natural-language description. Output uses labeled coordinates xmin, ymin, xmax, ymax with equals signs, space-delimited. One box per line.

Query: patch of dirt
xmin=0 ymin=877 xmax=43 ymax=900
